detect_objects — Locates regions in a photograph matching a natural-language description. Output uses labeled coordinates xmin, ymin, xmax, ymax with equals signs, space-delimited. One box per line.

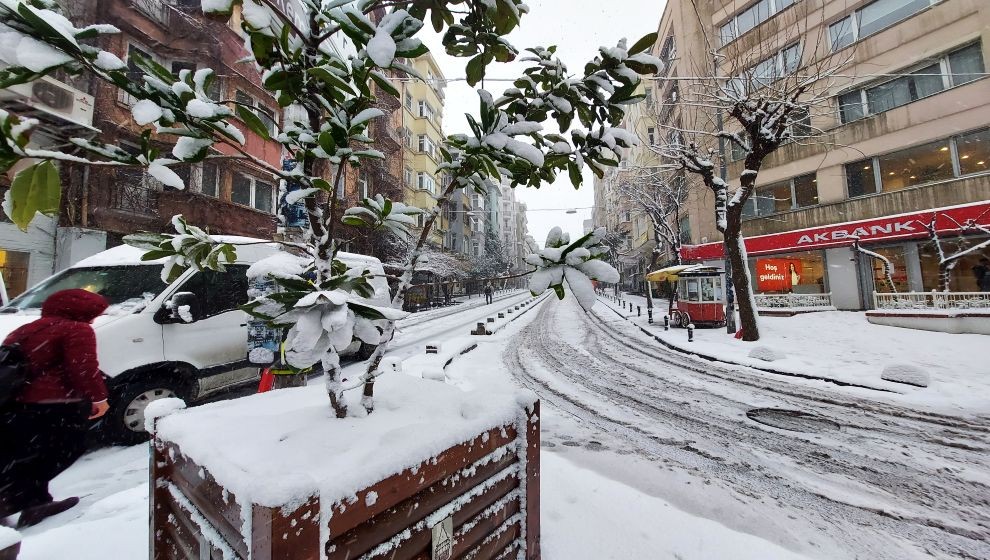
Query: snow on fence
xmin=754 ymin=293 xmax=833 ymax=310
xmin=873 ymin=292 xmax=990 ymax=310
xmin=150 ymin=397 xmax=541 ymax=560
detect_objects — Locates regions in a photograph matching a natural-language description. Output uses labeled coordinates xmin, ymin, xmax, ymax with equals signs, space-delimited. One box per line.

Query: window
xmin=171 ymin=61 xmax=196 ymax=79
xmin=418 ymin=100 xmax=434 ymax=119
xmin=647 ymin=127 xmax=656 ymax=145
xmin=719 ymin=0 xmax=794 ymax=46
xmin=417 ymin=135 xmax=434 ymax=156
xmin=658 ymin=35 xmax=676 ymax=68
xmin=793 ymin=174 xmax=818 ymax=207
xmin=730 ymin=43 xmax=801 ymax=94
xmin=404 ymin=93 xmax=413 ymax=110
xmin=743 ymin=173 xmax=818 ymax=217
xmin=838 ymin=42 xmax=985 ymax=124
xmin=417 ymin=172 xmax=436 ymax=193
xmin=678 ymin=216 xmax=691 ymax=244
xmin=404 ymin=166 xmax=413 ymax=188
xmin=358 ymin=172 xmax=369 ymax=199
xmin=126 ymin=45 xmax=151 ymax=83
xmin=179 ymin=266 xmax=251 ymax=319
xmin=201 ymin=162 xmax=219 ymax=197
xmin=232 ymin=174 xmax=274 ymax=211
xmin=235 ymin=90 xmax=277 ymax=135
xmin=0 ymin=250 xmax=30 ymax=299
xmin=830 ymin=0 xmax=933 ymax=51
xmin=748 ymin=250 xmax=826 ymax=294
xmin=846 ymin=160 xmax=878 ymax=198
xmin=956 ymin=129 xmax=990 ymax=176
xmin=878 ymin=139 xmax=953 ymax=192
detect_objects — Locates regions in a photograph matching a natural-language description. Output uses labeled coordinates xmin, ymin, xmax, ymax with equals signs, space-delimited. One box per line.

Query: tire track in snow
xmin=506 ymin=297 xmax=990 ymax=560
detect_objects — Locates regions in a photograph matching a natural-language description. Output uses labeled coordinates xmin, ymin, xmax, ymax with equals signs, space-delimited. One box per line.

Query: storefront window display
xmin=868 ymin=246 xmax=911 ymax=293
xmin=919 ymin=235 xmax=990 ymax=291
xmin=748 ymin=250 xmax=827 ymax=294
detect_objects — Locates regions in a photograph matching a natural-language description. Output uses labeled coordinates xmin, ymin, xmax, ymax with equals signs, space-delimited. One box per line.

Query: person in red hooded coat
xmin=0 ymin=289 xmax=110 ymax=528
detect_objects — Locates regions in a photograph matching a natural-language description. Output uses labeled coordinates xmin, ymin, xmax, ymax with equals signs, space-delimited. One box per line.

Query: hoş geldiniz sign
xmin=755 ymin=259 xmax=803 ymax=292
xmin=680 ymin=201 xmax=990 ymax=261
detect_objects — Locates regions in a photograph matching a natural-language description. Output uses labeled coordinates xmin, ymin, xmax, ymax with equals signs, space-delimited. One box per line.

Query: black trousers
xmin=485 ymin=293 xmax=493 ymax=304
xmin=0 ymin=401 xmax=90 ymax=512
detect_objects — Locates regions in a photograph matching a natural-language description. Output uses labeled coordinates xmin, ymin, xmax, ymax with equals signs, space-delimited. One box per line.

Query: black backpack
xmin=0 ymin=344 xmax=29 ymax=407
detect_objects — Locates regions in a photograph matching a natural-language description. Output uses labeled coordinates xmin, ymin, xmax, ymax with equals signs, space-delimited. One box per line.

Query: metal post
xmin=687 ymin=323 xmax=694 ymax=342
xmin=663 ymin=315 xmax=669 ymax=330
xmin=637 ymin=305 xmax=641 ymax=316
xmin=648 ymin=308 xmax=653 ymax=323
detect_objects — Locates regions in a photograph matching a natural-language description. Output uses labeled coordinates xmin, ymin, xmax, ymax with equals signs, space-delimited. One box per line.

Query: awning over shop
xmin=645 ymin=264 xmax=702 ymax=282
xmin=679 ymin=200 xmax=990 ymax=261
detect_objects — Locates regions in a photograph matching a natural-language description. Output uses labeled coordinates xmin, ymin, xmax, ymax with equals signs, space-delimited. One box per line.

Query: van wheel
xmin=103 ymin=377 xmax=190 ymax=445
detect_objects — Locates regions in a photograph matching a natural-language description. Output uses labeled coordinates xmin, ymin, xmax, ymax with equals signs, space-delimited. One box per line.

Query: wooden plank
xmin=459 ymin=521 xmax=520 ymax=560
xmin=359 ymin=468 xmax=521 ymax=560
xmin=328 ymin=425 xmax=518 ymax=537
xmin=448 ymin=498 xmax=520 ymax=558
xmin=160 ymin=488 xmax=205 ymax=560
xmin=524 ymin=402 xmax=541 ymax=560
xmin=164 ymin=443 xmax=250 ymax=559
xmin=252 ymin=497 xmax=321 ymax=560
xmin=327 ymin=450 xmax=518 ymax=560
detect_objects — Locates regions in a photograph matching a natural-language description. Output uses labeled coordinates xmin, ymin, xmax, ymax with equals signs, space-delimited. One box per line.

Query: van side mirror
xmin=159 ymin=292 xmax=198 ymax=324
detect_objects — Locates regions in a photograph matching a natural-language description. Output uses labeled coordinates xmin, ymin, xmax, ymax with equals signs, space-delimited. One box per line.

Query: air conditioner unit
xmin=3 ymin=75 xmax=95 ymax=128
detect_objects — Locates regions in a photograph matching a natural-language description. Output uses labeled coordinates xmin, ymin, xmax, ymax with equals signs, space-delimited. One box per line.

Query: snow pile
xmin=153 ymin=373 xmax=534 ymax=509
xmin=881 ymin=364 xmax=930 ymax=388
xmin=748 ymin=346 xmax=785 ymax=362
xmin=143 ymin=397 xmax=187 ymax=433
xmin=0 ymin=526 xmax=20 ymax=550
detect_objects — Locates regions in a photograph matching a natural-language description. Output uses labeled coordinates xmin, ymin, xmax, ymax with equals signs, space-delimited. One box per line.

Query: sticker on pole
xmin=431 ymin=516 xmax=453 ymax=560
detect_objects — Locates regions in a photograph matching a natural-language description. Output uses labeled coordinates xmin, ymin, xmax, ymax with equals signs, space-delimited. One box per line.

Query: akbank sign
xmin=794 ymin=220 xmax=917 ymax=245
xmin=680 ymin=201 xmax=990 ymax=261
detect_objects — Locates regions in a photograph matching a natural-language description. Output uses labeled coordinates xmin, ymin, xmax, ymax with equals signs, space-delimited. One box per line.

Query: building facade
xmin=652 ymin=0 xmax=990 ymax=309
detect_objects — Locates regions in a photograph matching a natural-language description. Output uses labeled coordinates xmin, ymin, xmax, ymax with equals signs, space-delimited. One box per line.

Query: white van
xmin=0 ymin=237 xmax=391 ymax=443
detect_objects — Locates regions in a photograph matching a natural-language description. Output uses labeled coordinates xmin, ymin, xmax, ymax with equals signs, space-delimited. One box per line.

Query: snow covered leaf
xmin=527 ymin=226 xmax=617 ymax=310
xmin=342 ymin=195 xmax=423 ymax=238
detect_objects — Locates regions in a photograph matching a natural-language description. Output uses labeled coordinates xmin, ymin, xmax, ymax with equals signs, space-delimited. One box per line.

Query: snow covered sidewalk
xmin=598 ymin=293 xmax=990 ymax=413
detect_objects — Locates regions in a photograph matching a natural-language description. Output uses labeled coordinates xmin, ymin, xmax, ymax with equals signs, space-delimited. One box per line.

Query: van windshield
xmin=2 ymin=266 xmax=168 ymax=313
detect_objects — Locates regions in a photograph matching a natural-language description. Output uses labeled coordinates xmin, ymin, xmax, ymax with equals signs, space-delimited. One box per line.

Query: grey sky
xmin=420 ymin=0 xmax=665 ymax=246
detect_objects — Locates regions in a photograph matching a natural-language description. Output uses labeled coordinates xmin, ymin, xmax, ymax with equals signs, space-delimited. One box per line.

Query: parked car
xmin=0 ymin=237 xmax=390 ymax=444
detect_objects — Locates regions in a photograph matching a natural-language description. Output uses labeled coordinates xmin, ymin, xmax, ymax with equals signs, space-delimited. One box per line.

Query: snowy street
xmin=10 ymin=295 xmax=990 ymax=560
xmin=499 ymin=297 xmax=990 ymax=560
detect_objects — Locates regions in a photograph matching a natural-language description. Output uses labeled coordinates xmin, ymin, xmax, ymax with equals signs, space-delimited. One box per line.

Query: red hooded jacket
xmin=4 ymin=289 xmax=109 ymax=404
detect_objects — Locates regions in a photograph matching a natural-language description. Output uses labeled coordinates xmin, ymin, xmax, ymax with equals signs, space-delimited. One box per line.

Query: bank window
xmin=0 ymin=250 xmax=30 ymax=299
xmin=956 ymin=129 xmax=990 ymax=176
xmin=793 ymin=174 xmax=818 ymax=207
xmin=830 ymin=0 xmax=933 ymax=51
xmin=744 ymin=173 xmax=817 ymax=218
xmin=756 ymin=181 xmax=792 ymax=215
xmin=838 ymin=42 xmax=984 ymax=124
xmin=877 ymin=139 xmax=953 ymax=192
xmin=919 ymin=237 xmax=990 ymax=291
xmin=870 ymin=246 xmax=910 ymax=293
xmin=846 ymin=159 xmax=879 ymax=198
xmin=749 ymin=251 xmax=826 ymax=294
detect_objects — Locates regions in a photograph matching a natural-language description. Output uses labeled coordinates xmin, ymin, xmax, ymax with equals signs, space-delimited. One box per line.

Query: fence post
xmin=687 ymin=323 xmax=694 ymax=342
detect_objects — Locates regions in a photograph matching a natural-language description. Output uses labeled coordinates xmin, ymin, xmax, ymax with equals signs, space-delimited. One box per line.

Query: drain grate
xmin=746 ymin=408 xmax=840 ymax=433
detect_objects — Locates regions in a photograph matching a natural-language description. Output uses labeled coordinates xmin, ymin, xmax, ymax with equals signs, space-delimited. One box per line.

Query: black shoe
xmin=16 ymin=496 xmax=79 ymax=528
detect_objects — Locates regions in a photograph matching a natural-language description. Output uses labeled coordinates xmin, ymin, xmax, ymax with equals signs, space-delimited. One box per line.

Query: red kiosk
xmin=647 ymin=265 xmax=726 ymax=328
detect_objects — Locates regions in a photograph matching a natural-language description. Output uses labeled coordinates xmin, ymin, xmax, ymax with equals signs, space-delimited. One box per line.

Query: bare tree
xmin=852 ymin=237 xmax=897 ymax=294
xmin=617 ymin=169 xmax=690 ymax=268
xmin=917 ymin=211 xmax=990 ymax=292
xmin=652 ymin=11 xmax=848 ymax=341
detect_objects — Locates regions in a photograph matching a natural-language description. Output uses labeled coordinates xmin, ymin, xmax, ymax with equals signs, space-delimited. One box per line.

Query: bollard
xmin=498 ymin=312 xmax=505 ymax=318
xmin=487 ymin=317 xmax=495 ymax=323
xmin=664 ymin=315 xmax=669 ymax=331
xmin=687 ymin=323 xmax=695 ymax=342
xmin=648 ymin=308 xmax=653 ymax=324
xmin=637 ymin=305 xmax=641 ymax=317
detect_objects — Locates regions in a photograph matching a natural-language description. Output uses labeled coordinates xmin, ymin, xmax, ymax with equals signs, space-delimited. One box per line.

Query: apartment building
xmin=397 ymin=53 xmax=451 ymax=249
xmin=656 ymin=0 xmax=990 ymax=309
xmin=499 ymin=183 xmax=532 ymax=272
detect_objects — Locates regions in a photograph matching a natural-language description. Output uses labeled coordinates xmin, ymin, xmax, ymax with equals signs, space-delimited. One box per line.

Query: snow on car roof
xmin=73 ymin=236 xmax=383 ymax=269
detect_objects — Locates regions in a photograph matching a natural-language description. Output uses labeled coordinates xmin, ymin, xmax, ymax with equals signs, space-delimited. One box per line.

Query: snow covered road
xmin=507 ymin=297 xmax=990 ymax=560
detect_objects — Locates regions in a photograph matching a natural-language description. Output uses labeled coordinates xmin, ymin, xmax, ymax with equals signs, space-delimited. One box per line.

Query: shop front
xmin=680 ymin=201 xmax=990 ymax=310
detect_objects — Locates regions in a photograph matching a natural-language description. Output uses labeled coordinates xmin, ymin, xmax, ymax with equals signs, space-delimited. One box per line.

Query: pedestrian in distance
xmin=974 ymin=257 xmax=990 ymax=292
xmin=0 ymin=289 xmax=110 ymax=528
xmin=484 ymin=282 xmax=494 ymax=305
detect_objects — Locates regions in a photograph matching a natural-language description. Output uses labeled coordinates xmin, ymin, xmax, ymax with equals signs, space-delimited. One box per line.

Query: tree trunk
xmin=724 ymin=212 xmax=760 ymax=341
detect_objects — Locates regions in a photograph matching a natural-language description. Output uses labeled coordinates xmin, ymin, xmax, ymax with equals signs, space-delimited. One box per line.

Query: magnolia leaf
xmin=236 ymin=105 xmax=271 ymax=141
xmin=8 ymin=161 xmax=60 ymax=231
xmin=628 ymin=32 xmax=659 ymax=55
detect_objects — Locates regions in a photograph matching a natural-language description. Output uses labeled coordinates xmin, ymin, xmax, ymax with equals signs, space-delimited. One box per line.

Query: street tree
xmin=652 ymin=21 xmax=847 ymax=341
xmin=917 ymin=210 xmax=990 ymax=292
xmin=0 ymin=0 xmax=658 ymax=415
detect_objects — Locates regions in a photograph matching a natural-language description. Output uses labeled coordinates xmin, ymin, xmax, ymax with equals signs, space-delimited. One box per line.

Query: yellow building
xmin=396 ymin=53 xmax=450 ymax=247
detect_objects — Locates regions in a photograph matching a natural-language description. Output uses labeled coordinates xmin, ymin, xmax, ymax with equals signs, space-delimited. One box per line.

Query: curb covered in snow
xmin=597 ymin=297 xmax=897 ymax=393
xmin=471 ymin=293 xmax=551 ymax=335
